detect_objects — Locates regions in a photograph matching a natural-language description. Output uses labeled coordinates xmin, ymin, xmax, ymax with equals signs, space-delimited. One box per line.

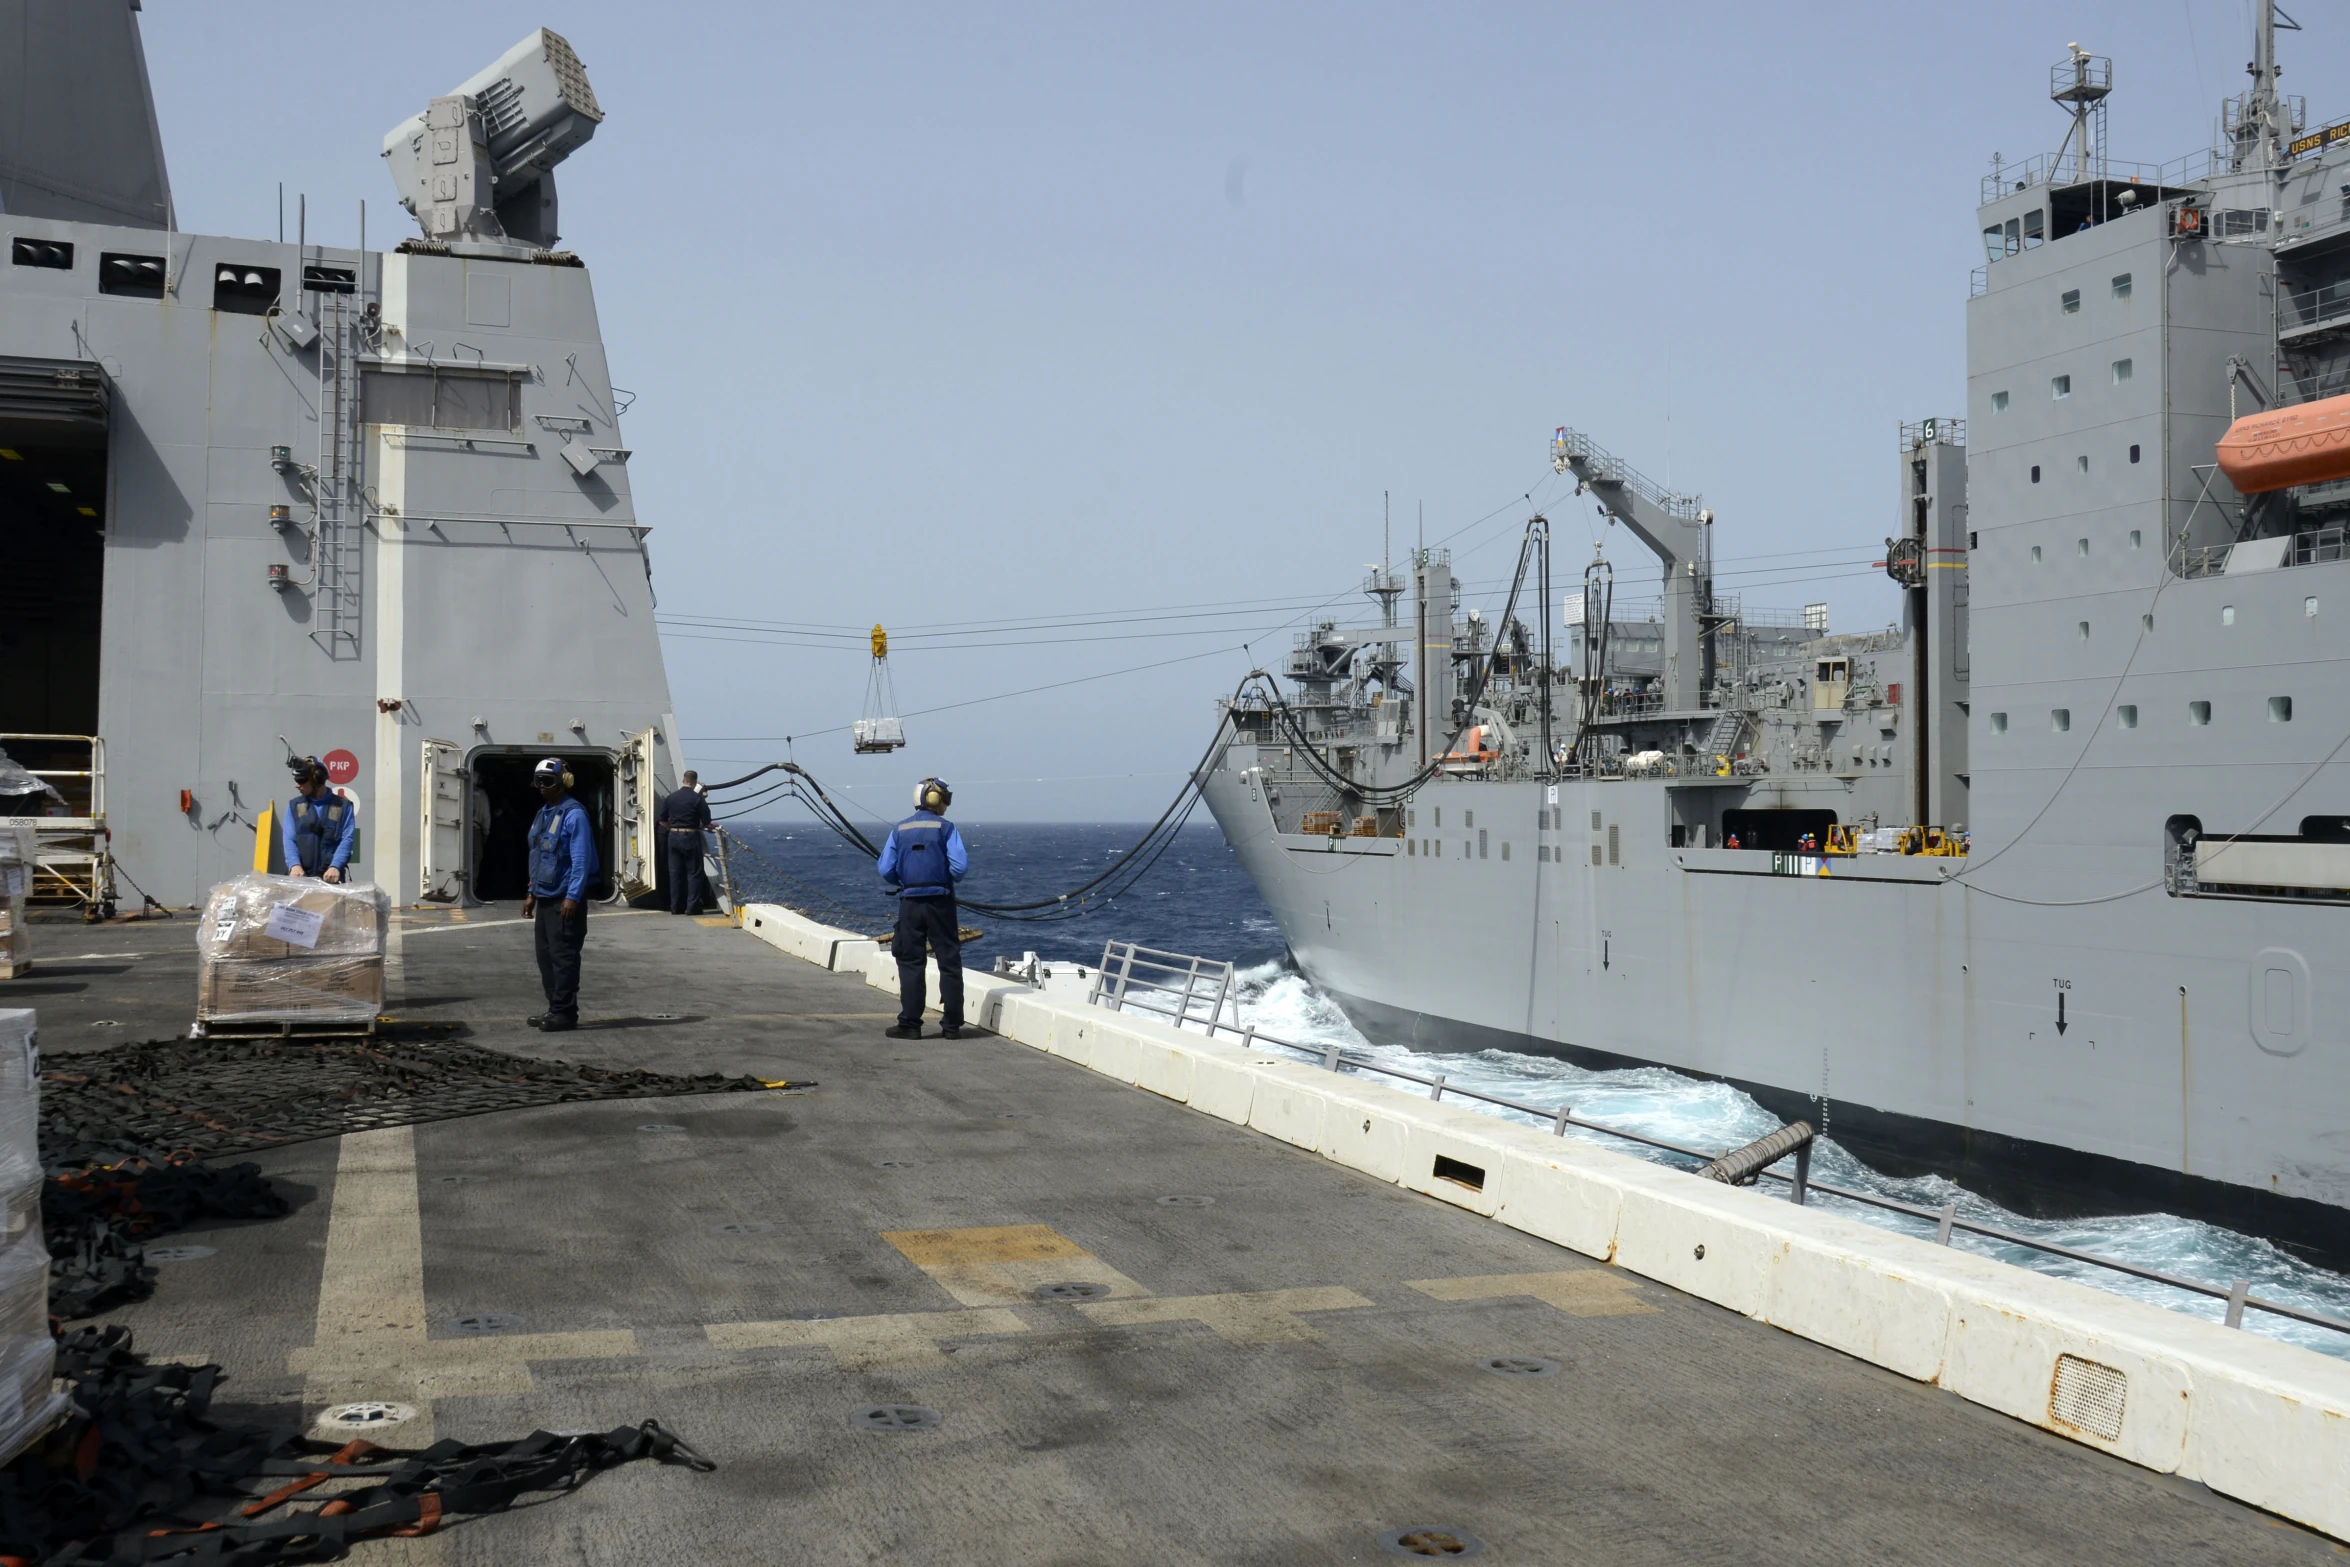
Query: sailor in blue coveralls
xmin=520 ymin=756 xmax=599 ymax=1032
xmin=877 ymin=777 xmax=968 ymax=1039
xmin=282 ymin=756 xmax=357 ymax=882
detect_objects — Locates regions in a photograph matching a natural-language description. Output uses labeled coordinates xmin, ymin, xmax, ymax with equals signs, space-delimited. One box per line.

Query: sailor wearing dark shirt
xmin=659 ymin=770 xmax=714 ymax=915
xmin=282 ymin=757 xmax=357 ymax=882
xmin=521 ymin=757 xmax=598 ymax=1031
xmin=876 ymin=777 xmax=969 ymax=1039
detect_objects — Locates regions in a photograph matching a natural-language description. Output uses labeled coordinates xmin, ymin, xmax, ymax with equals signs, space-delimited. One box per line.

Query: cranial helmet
xmin=534 ymin=757 xmax=574 ymax=788
xmin=289 ymin=754 xmax=326 ymax=786
xmin=915 ymin=777 xmax=952 ymax=813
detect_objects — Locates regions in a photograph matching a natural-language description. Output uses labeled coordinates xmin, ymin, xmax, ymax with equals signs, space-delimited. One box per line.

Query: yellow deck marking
xmin=290 ymin=1126 xmax=637 ymax=1420
xmin=884 ymin=1224 xmax=1149 ymax=1306
xmin=1077 ymin=1287 xmax=1374 ymax=1343
xmin=693 ymin=915 xmax=733 ymax=927
xmin=1406 ymin=1269 xmax=1657 ymax=1317
xmin=707 ymin=1308 xmax=1028 ymax=1369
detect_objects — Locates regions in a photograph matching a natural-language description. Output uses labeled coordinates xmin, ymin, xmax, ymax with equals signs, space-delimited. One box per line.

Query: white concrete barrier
xmin=742 ymin=909 xmax=2350 ymax=1541
xmin=738 ymin=904 xmax=878 ymax=972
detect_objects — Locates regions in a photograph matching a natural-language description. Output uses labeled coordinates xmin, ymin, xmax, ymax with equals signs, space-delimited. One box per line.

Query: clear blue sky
xmin=144 ymin=2 xmax=2303 ymax=821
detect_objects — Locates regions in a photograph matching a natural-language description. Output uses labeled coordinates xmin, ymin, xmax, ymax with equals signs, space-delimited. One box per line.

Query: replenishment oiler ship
xmin=1204 ymin=8 xmax=2350 ymax=1262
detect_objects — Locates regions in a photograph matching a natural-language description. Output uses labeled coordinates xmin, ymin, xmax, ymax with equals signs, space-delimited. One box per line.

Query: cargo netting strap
xmin=41 ymin=1144 xmax=290 ymax=1322
xmin=0 ymin=1326 xmax=714 ymax=1564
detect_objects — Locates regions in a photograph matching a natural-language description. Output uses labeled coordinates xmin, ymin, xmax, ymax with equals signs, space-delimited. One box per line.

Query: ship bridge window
xmin=212 ymin=264 xmax=281 ymax=314
xmin=359 ymin=366 xmax=522 ymax=432
xmin=2061 ymin=289 xmax=2081 ymax=314
xmin=10 ymin=238 xmax=71 ymax=270
xmin=97 ymin=252 xmax=164 ymax=298
xmin=2024 ymin=209 xmax=2044 ymax=247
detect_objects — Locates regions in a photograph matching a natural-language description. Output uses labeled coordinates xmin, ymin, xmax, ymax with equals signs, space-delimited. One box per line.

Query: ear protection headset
xmin=915 ymin=777 xmax=952 ymax=813
xmin=288 ymin=754 xmax=327 ymax=787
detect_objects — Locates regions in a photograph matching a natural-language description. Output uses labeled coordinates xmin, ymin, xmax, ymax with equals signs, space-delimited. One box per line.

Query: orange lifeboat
xmin=2216 ymin=394 xmax=2350 ymax=494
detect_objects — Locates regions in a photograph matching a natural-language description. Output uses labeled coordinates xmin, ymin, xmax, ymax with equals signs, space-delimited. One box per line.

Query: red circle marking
xmin=322 ymin=749 xmax=360 ymax=786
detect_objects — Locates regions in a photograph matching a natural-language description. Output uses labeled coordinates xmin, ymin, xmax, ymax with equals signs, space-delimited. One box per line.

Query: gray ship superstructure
xmin=1 ymin=14 xmax=687 ymax=911
xmin=1204 ymin=15 xmax=2350 ymax=1258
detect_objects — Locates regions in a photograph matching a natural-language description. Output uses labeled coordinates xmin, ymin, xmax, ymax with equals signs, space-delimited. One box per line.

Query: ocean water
xmin=725 ymin=818 xmax=2350 ymax=1357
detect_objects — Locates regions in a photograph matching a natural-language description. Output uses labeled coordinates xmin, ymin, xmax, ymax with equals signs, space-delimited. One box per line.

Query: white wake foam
xmin=1221 ymin=964 xmax=2350 ymax=1360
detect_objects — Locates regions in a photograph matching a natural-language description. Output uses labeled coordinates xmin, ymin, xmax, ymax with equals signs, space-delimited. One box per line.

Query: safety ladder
xmin=310 ymin=291 xmax=364 ymax=659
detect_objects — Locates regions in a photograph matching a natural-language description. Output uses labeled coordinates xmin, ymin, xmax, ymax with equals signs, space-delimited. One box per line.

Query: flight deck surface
xmin=13 ymin=910 xmax=2333 ymax=1564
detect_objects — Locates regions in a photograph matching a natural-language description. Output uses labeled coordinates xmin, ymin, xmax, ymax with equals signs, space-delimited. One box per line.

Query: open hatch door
xmin=420 ymin=739 xmax=466 ymax=902
xmin=616 ymin=726 xmax=660 ymax=900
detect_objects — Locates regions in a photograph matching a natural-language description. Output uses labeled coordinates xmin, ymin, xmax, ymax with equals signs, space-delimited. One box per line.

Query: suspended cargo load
xmin=2216 ymin=393 xmax=2350 ymax=493
xmin=855 ymin=625 xmax=907 ymax=754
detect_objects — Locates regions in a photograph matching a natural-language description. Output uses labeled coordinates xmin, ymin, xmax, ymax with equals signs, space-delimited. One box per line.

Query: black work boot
xmin=538 ymin=1015 xmax=577 ymax=1033
xmin=526 ymin=1012 xmax=550 ymax=1029
xmin=938 ymin=1025 xmax=963 ymax=1040
xmin=884 ymin=1024 xmax=923 ymax=1040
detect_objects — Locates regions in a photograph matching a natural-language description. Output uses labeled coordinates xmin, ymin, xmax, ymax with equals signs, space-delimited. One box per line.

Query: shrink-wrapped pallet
xmin=0 ymin=1008 xmax=66 ymax=1462
xmin=0 ymin=824 xmax=32 ymax=979
xmin=196 ymin=875 xmax=389 ymax=1026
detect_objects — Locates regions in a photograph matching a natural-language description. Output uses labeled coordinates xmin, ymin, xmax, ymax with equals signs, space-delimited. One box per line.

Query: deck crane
xmin=1553 ymin=427 xmax=1721 ymax=712
xmin=853 ymin=623 xmax=906 ymax=753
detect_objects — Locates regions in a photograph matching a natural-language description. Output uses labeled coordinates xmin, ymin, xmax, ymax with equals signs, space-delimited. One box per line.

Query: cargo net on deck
xmin=42 ymin=1037 xmax=793 ymax=1162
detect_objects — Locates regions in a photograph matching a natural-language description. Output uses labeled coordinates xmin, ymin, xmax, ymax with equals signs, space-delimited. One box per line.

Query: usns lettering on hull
xmin=1203 ymin=9 xmax=2350 ymax=1265
xmin=0 ymin=16 xmax=686 ymax=913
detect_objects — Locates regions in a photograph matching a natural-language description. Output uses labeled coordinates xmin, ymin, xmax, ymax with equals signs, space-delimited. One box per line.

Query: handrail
xmin=1089 ymin=972 xmax=2350 ymax=1340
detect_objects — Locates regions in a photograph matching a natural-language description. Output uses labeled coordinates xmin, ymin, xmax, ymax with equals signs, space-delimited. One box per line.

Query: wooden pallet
xmin=0 ymin=960 xmax=28 ymax=981
xmin=192 ymin=1016 xmax=380 ymax=1041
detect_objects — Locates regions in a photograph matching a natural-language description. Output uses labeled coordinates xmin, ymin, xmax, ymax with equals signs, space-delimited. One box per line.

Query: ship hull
xmin=1202 ymin=759 xmax=2350 ymax=1265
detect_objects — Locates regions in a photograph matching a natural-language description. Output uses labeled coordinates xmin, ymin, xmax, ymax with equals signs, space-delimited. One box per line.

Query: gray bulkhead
xmin=0 ymin=223 xmax=682 ymax=905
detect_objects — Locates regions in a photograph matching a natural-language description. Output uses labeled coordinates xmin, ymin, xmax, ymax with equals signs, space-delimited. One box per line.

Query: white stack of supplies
xmin=195 ymin=874 xmax=390 ymax=1027
xmin=0 ymin=1009 xmax=69 ymax=1461
xmin=0 ymin=824 xmax=33 ymax=980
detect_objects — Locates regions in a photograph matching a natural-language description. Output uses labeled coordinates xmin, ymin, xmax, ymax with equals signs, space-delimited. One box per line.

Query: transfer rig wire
xmin=698 ymin=726 xmax=1222 ymax=924
xmin=702 ymin=512 xmax=1557 ymax=921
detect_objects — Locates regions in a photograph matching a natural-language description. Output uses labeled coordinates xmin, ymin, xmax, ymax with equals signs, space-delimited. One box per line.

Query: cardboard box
xmin=197 ymin=954 xmax=383 ymax=1025
xmin=197 ymin=874 xmax=388 ymax=962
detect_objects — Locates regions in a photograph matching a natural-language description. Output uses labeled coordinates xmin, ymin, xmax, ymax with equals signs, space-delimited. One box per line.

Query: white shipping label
xmin=212 ymin=916 xmax=237 ymax=944
xmin=263 ymin=903 xmax=326 ymax=948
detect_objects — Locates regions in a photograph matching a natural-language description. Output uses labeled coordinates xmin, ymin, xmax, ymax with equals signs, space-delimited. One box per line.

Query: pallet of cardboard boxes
xmin=0 ymin=1008 xmax=71 ymax=1461
xmin=195 ymin=874 xmax=390 ymax=1036
xmin=0 ymin=825 xmax=31 ymax=981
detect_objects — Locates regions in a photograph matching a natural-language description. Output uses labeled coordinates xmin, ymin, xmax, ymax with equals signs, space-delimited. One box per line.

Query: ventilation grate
xmin=2048 ymin=1353 xmax=2127 ymax=1440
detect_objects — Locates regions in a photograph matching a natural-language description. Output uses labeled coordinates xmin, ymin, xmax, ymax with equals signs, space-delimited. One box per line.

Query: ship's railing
xmin=1089 ymin=961 xmax=2350 ymax=1341
xmin=1551 ymin=428 xmax=1705 ymax=522
xmin=1978 ymin=146 xmax=2218 ymax=205
xmin=1087 ymin=941 xmax=1237 ymax=1034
